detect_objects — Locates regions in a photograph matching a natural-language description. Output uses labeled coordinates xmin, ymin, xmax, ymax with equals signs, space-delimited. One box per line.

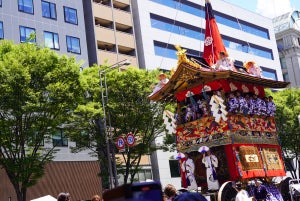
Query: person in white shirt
xmin=214 ymin=51 xmax=236 ymax=71
xmin=181 ymin=152 xmax=198 ymax=191
xmin=235 ymin=182 xmax=253 ymax=201
xmin=202 ymin=150 xmax=219 ymax=191
xmin=149 ymin=73 xmax=169 ymax=96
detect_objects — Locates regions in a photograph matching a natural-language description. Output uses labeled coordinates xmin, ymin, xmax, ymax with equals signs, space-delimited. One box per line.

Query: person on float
xmin=202 ymin=149 xmax=219 ymax=191
xmin=267 ymin=96 xmax=276 ymax=116
xmin=214 ymin=51 xmax=236 ymax=71
xmin=181 ymin=152 xmax=198 ymax=191
xmin=244 ymin=61 xmax=262 ymax=78
xmin=150 ymin=73 xmax=169 ymax=95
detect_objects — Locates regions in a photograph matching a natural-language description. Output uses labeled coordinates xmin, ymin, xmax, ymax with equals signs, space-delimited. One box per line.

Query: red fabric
xmin=224 ymin=145 xmax=239 ymax=181
xmin=225 ymin=144 xmax=286 ymax=180
xmin=180 ymin=158 xmax=187 ymax=188
xmin=175 ymin=79 xmax=265 ymax=102
xmin=203 ymin=1 xmax=227 ymax=66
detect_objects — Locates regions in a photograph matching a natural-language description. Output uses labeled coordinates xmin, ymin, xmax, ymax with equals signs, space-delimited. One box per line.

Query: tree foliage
xmin=266 ymin=88 xmax=300 ymax=178
xmin=68 ymin=66 xmax=168 ymax=187
xmin=0 ymin=40 xmax=83 ymax=201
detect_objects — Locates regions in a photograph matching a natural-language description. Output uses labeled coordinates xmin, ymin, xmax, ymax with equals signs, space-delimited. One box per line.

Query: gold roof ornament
xmin=175 ymin=45 xmax=202 ymax=69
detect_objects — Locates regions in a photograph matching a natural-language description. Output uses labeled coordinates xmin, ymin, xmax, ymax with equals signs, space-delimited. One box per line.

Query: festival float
xmin=148 ymin=0 xmax=291 ymax=200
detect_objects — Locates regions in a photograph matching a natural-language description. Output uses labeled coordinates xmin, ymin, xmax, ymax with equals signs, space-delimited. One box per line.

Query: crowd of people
xmin=55 ymin=177 xmax=272 ymax=201
xmin=163 ymin=178 xmax=271 ymax=201
xmin=176 ymin=89 xmax=276 ymax=125
xmin=57 ymin=192 xmax=102 ymax=201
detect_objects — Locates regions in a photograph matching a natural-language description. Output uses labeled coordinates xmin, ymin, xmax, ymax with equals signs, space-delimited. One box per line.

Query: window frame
xmin=18 ymin=0 xmax=34 ymax=14
xmin=0 ymin=21 xmax=3 ymax=39
xmin=19 ymin=25 xmax=36 ymax=43
xmin=52 ymin=129 xmax=68 ymax=147
xmin=41 ymin=0 xmax=57 ymax=20
xmin=169 ymin=159 xmax=181 ymax=178
xmin=66 ymin=35 xmax=81 ymax=54
xmin=63 ymin=6 xmax=78 ymax=25
xmin=44 ymin=31 xmax=60 ymax=50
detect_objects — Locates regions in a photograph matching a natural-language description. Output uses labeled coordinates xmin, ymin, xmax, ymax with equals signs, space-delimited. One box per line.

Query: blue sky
xmin=223 ymin=0 xmax=300 ymax=18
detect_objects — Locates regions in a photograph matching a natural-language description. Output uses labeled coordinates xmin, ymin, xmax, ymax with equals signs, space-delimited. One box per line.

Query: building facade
xmin=0 ymin=0 xmax=89 ymax=66
xmin=132 ymin=0 xmax=283 ymax=82
xmin=83 ymin=0 xmax=139 ymax=67
xmin=274 ymin=10 xmax=300 ymax=88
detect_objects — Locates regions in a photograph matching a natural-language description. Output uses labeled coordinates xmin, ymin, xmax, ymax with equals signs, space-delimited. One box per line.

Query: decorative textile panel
xmin=262 ymin=148 xmax=283 ymax=170
xmin=239 ymin=146 xmax=263 ymax=170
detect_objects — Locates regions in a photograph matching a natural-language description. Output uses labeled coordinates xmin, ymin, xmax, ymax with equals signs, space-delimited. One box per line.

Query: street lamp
xmin=99 ymin=59 xmax=131 ymax=189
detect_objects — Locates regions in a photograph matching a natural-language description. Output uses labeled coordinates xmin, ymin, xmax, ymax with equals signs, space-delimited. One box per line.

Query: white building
xmin=132 ymin=0 xmax=284 ymax=81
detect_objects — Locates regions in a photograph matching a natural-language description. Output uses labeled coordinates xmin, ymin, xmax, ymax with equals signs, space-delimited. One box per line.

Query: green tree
xmin=68 ymin=66 xmax=168 ymax=188
xmin=0 ymin=40 xmax=84 ymax=201
xmin=266 ymin=88 xmax=300 ymax=178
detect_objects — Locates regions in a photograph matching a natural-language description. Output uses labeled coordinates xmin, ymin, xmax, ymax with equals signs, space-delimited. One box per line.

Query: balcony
xmin=95 ymin=26 xmax=115 ymax=44
xmin=92 ymin=2 xmax=112 ymax=21
xmin=95 ymin=26 xmax=135 ymax=49
xmin=97 ymin=50 xmax=138 ymax=67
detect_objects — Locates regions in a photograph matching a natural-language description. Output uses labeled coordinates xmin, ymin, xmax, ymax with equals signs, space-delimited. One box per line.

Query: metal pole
xmin=99 ymin=59 xmax=131 ymax=189
xmin=99 ymin=71 xmax=114 ymax=189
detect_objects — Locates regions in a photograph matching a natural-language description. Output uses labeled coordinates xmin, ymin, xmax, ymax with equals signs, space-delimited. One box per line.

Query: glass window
xmin=19 ymin=26 xmax=36 ymax=43
xmin=150 ymin=0 xmax=269 ymax=39
xmin=42 ymin=1 xmax=56 ymax=19
xmin=154 ymin=41 xmax=202 ymax=59
xmin=44 ymin=31 xmax=59 ymax=50
xmin=52 ymin=129 xmax=68 ymax=147
xmin=150 ymin=14 xmax=273 ymax=60
xmin=169 ymin=160 xmax=181 ymax=177
xmin=18 ymin=0 xmax=34 ymax=14
xmin=261 ymin=67 xmax=277 ymax=80
xmin=66 ymin=35 xmax=81 ymax=54
xmin=0 ymin=0 xmax=2 ymax=7
xmin=64 ymin=6 xmax=78 ymax=25
xmin=283 ymin=73 xmax=290 ymax=82
xmin=0 ymin=21 xmax=3 ymax=39
xmin=280 ymin=57 xmax=287 ymax=69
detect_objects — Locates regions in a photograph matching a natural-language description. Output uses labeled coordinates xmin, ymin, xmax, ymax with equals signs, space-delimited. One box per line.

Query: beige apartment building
xmin=83 ymin=0 xmax=138 ymax=67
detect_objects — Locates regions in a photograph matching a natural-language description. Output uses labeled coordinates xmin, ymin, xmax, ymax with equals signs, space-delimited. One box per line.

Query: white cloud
xmin=256 ymin=0 xmax=293 ymax=18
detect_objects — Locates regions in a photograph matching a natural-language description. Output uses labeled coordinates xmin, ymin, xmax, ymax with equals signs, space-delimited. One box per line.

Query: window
xmin=0 ymin=0 xmax=2 ymax=7
xmin=44 ymin=31 xmax=59 ymax=49
xmin=18 ymin=0 xmax=34 ymax=14
xmin=52 ymin=129 xmax=68 ymax=147
xmin=66 ymin=35 xmax=81 ymax=54
xmin=19 ymin=26 xmax=36 ymax=43
xmin=150 ymin=0 xmax=269 ymax=39
xmin=0 ymin=21 xmax=3 ymax=39
xmin=169 ymin=160 xmax=181 ymax=177
xmin=261 ymin=67 xmax=277 ymax=80
xmin=280 ymin=57 xmax=287 ymax=69
xmin=151 ymin=14 xmax=273 ymax=60
xmin=42 ymin=1 xmax=56 ymax=19
xmin=64 ymin=6 xmax=78 ymax=25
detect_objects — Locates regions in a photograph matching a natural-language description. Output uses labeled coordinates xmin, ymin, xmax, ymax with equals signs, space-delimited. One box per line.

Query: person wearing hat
xmin=244 ymin=61 xmax=262 ymax=78
xmin=181 ymin=152 xmax=198 ymax=191
xmin=214 ymin=51 xmax=236 ymax=71
xmin=254 ymin=179 xmax=269 ymax=201
xmin=57 ymin=192 xmax=70 ymax=201
xmin=149 ymin=73 xmax=169 ymax=95
xmin=234 ymin=182 xmax=253 ymax=201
